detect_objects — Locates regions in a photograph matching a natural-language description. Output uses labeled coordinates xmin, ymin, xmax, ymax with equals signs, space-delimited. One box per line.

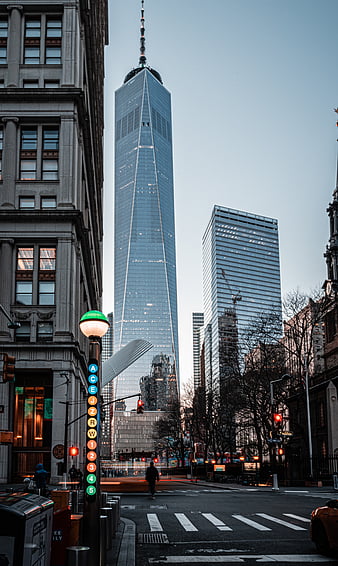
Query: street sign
xmin=85 ymin=360 xmax=100 ymax=500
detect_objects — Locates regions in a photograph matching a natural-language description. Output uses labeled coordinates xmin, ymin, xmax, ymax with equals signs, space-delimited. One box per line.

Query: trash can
xmin=51 ymin=507 xmax=71 ymax=566
xmin=0 ymin=491 xmax=54 ymax=566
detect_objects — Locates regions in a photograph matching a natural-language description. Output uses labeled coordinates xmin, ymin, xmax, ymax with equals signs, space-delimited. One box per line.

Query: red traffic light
xmin=69 ymin=446 xmax=79 ymax=456
xmin=137 ymin=399 xmax=144 ymax=414
xmin=277 ymin=448 xmax=284 ymax=456
xmin=2 ymin=353 xmax=15 ymax=382
xmin=273 ymin=413 xmax=283 ymax=423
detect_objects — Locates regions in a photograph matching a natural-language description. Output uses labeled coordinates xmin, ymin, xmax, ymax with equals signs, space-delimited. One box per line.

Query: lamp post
xmin=79 ymin=310 xmax=110 ymax=566
xmin=269 ymin=374 xmax=291 ymax=491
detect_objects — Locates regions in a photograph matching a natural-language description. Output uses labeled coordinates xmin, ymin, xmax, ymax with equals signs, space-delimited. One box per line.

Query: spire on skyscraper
xmin=139 ymin=0 xmax=146 ymax=68
xmin=123 ymin=0 xmax=163 ymax=84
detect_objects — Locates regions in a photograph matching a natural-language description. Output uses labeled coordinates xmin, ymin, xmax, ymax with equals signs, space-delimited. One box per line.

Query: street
xmin=117 ymin=483 xmax=338 ymax=565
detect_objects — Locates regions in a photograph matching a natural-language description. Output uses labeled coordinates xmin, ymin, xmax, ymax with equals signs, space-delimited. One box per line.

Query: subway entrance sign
xmin=85 ymin=363 xmax=99 ymax=499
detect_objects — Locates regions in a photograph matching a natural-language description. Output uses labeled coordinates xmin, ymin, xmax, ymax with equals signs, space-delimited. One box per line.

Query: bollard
xmin=101 ymin=507 xmax=113 ymax=549
xmin=109 ymin=500 xmax=118 ymax=537
xmin=100 ymin=492 xmax=109 ymax=507
xmin=70 ymin=490 xmax=79 ymax=513
xmin=110 ymin=495 xmax=120 ymax=519
xmin=99 ymin=515 xmax=108 ymax=566
xmin=66 ymin=546 xmax=90 ymax=566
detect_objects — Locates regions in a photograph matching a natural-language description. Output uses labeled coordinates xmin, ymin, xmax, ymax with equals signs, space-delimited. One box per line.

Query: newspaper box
xmin=0 ymin=491 xmax=54 ymax=566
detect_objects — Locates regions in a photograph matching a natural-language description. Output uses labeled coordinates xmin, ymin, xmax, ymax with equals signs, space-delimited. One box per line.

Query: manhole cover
xmin=138 ymin=533 xmax=169 ymax=544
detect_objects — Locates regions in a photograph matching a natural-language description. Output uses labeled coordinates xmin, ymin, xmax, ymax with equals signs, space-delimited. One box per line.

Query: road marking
xmin=175 ymin=513 xmax=198 ymax=531
xmin=202 ymin=513 xmax=232 ymax=531
xmin=256 ymin=513 xmax=306 ymax=530
xmin=147 ymin=513 xmax=163 ymax=532
xmin=283 ymin=513 xmax=311 ymax=523
xmin=148 ymin=555 xmax=336 ymax=563
xmin=232 ymin=514 xmax=271 ymax=531
xmin=121 ymin=504 xmax=136 ymax=509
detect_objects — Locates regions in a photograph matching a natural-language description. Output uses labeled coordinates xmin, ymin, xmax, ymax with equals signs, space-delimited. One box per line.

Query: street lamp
xmin=79 ymin=310 xmax=110 ymax=566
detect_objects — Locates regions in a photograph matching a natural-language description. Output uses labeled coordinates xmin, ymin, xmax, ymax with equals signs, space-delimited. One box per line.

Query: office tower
xmin=101 ymin=312 xmax=114 ymax=459
xmin=0 ymin=1 xmax=107 ymax=482
xmin=202 ymin=205 xmax=282 ymax=390
xmin=192 ymin=313 xmax=204 ymax=390
xmin=114 ymin=4 xmax=179 ymax=410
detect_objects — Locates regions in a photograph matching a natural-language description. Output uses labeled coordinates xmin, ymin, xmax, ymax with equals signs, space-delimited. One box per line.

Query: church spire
xmin=139 ymin=0 xmax=146 ymax=67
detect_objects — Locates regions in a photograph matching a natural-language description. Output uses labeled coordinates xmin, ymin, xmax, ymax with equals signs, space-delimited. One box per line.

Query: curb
xmin=117 ymin=518 xmax=136 ymax=566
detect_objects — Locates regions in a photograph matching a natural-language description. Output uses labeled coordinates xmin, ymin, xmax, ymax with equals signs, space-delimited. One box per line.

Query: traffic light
xmin=273 ymin=413 xmax=283 ymax=426
xmin=137 ymin=399 xmax=144 ymax=414
xmin=69 ymin=446 xmax=79 ymax=456
xmin=2 ymin=353 xmax=15 ymax=382
xmin=277 ymin=447 xmax=284 ymax=456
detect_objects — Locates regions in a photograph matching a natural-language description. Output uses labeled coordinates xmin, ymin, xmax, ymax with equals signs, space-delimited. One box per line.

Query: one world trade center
xmin=114 ymin=3 xmax=179 ymax=410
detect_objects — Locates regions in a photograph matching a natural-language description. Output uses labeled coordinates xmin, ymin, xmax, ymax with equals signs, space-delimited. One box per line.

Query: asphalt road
xmin=118 ymin=484 xmax=338 ymax=565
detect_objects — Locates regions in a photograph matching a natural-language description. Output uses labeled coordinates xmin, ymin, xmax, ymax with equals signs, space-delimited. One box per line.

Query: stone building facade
xmin=0 ymin=0 xmax=108 ymax=482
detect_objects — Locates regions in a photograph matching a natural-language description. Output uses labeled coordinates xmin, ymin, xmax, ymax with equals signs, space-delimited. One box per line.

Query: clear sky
xmin=103 ymin=0 xmax=338 ymax=386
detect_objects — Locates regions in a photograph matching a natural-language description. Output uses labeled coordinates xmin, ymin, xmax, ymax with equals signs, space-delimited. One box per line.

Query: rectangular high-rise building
xmin=192 ymin=312 xmax=204 ymax=390
xmin=113 ymin=12 xmax=179 ymax=411
xmin=202 ymin=205 xmax=282 ymax=389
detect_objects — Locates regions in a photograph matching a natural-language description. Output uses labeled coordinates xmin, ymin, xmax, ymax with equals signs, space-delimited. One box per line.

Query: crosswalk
xmin=139 ymin=510 xmax=311 ymax=534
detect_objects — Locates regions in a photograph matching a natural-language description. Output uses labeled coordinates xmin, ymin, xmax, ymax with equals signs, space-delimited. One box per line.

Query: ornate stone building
xmin=0 ymin=0 xmax=108 ymax=482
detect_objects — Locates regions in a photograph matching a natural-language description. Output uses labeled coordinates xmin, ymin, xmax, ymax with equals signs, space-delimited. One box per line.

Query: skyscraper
xmin=114 ymin=3 xmax=179 ymax=410
xmin=192 ymin=312 xmax=204 ymax=390
xmin=202 ymin=205 xmax=282 ymax=389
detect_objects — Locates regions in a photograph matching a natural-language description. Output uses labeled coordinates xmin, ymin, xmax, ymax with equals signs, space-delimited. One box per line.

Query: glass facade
xmin=202 ymin=206 xmax=282 ymax=388
xmin=114 ymin=68 xmax=179 ymax=410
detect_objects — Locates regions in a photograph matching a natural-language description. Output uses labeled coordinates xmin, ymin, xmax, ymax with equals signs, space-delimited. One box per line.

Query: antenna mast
xmin=139 ymin=0 xmax=146 ymax=67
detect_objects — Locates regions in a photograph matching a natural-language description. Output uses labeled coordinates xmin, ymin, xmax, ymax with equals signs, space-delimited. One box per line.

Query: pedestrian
xmin=76 ymin=468 xmax=83 ymax=489
xmin=33 ymin=463 xmax=48 ymax=496
xmin=145 ymin=461 xmax=159 ymax=499
xmin=69 ymin=465 xmax=77 ymax=483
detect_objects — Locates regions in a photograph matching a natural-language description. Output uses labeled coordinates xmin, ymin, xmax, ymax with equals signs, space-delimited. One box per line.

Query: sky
xmin=103 ymin=0 xmax=338 ymax=386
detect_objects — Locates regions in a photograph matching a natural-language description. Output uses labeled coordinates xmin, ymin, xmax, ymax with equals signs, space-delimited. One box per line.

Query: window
xmin=44 ymin=80 xmax=59 ymax=88
xmin=15 ymin=321 xmax=31 ymax=342
xmin=37 ymin=321 xmax=53 ymax=341
xmin=20 ymin=126 xmax=59 ymax=181
xmin=0 ymin=19 xmax=8 ymax=64
xmin=23 ymin=80 xmax=39 ymax=88
xmin=15 ymin=245 xmax=56 ymax=305
xmin=24 ymin=19 xmax=41 ymax=64
xmin=0 ymin=127 xmax=3 ymax=180
xmin=41 ymin=196 xmax=56 ymax=208
xmin=19 ymin=197 xmax=35 ymax=208
xmin=24 ymin=16 xmax=62 ymax=65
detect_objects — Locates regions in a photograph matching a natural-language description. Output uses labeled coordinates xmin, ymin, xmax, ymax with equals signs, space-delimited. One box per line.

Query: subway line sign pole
xmin=79 ymin=311 xmax=110 ymax=566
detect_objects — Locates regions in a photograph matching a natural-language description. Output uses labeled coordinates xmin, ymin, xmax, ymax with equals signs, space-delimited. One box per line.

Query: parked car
xmin=311 ymin=499 xmax=338 ymax=554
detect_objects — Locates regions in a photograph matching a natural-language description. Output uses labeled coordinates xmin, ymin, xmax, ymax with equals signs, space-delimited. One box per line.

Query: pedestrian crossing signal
xmin=137 ymin=399 xmax=144 ymax=414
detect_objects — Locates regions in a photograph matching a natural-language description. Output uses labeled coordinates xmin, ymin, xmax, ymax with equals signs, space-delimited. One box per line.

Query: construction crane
xmin=221 ymin=269 xmax=242 ymax=306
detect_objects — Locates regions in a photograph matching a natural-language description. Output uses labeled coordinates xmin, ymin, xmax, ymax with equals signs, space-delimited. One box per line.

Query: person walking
xmin=33 ymin=463 xmax=49 ymax=496
xmin=145 ymin=461 xmax=159 ymax=499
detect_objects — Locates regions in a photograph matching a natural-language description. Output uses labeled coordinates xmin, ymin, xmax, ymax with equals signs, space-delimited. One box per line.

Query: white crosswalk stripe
xmin=201 ymin=513 xmax=232 ymax=531
xmin=175 ymin=513 xmax=198 ymax=531
xmin=283 ymin=512 xmax=311 ymax=523
xmin=147 ymin=513 xmax=163 ymax=532
xmin=256 ymin=512 xmax=306 ymax=530
xmin=232 ymin=513 xmax=271 ymax=531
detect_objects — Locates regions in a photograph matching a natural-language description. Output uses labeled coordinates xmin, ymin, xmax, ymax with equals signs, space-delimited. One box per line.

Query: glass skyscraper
xmin=113 ymin=18 xmax=179 ymax=410
xmin=202 ymin=205 xmax=282 ymax=388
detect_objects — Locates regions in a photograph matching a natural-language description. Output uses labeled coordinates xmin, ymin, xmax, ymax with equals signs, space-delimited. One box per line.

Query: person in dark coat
xmin=145 ymin=461 xmax=159 ymax=498
xmin=34 ymin=463 xmax=48 ymax=496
